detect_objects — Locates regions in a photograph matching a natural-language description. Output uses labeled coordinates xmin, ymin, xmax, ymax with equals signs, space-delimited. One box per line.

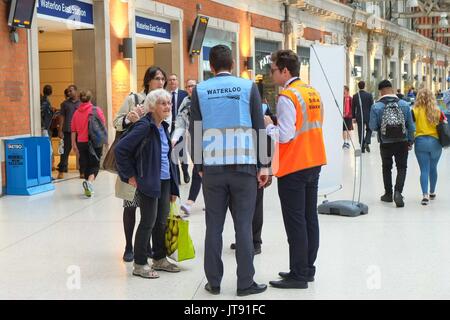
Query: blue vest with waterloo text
xmin=197 ymin=75 xmax=256 ymax=166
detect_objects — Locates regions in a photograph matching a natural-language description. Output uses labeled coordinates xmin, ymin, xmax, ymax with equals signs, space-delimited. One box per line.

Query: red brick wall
xmin=0 ymin=1 xmax=31 ymax=137
xmin=304 ymin=27 xmax=331 ymax=42
xmin=156 ymin=0 xmax=282 ymax=81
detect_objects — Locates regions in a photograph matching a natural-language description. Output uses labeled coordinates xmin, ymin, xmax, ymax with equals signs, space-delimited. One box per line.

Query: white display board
xmin=310 ymin=44 xmax=345 ymax=195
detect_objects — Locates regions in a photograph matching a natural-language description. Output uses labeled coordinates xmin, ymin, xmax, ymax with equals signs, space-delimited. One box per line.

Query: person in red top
xmin=71 ymin=90 xmax=106 ymax=197
xmin=342 ymin=85 xmax=353 ymax=149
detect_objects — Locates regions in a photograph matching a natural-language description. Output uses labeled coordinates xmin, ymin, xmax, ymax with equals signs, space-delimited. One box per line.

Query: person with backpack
xmin=71 ymin=90 xmax=106 ymax=198
xmin=113 ymin=66 xmax=167 ymax=263
xmin=411 ymin=88 xmax=447 ymax=205
xmin=115 ymin=88 xmax=180 ymax=279
xmin=369 ymin=80 xmax=415 ymax=208
xmin=40 ymin=85 xmax=54 ymax=137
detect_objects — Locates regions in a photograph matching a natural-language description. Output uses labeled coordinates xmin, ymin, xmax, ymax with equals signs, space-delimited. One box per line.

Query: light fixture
xmin=244 ymin=57 xmax=254 ymax=71
xmin=406 ymin=0 xmax=419 ymax=8
xmin=440 ymin=13 xmax=448 ymax=27
xmin=119 ymin=38 xmax=133 ymax=60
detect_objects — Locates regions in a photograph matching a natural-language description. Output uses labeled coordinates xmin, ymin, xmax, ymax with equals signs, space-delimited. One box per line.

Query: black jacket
xmin=115 ymin=113 xmax=179 ymax=198
xmin=352 ymin=90 xmax=374 ymax=124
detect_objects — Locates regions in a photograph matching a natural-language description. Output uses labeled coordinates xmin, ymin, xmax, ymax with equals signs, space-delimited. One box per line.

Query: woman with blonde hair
xmin=412 ymin=88 xmax=447 ymax=205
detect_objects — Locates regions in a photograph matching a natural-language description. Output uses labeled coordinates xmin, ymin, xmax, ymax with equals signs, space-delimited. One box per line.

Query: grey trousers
xmin=202 ymin=171 xmax=257 ymax=290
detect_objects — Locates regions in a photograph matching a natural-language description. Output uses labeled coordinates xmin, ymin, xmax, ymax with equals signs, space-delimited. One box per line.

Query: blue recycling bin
xmin=5 ymin=137 xmax=55 ymax=195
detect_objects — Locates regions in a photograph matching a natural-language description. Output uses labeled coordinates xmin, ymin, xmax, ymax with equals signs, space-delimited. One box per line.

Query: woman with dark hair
xmin=40 ymin=85 xmax=54 ymax=136
xmin=113 ymin=66 xmax=167 ymax=262
xmin=71 ymin=90 xmax=106 ymax=197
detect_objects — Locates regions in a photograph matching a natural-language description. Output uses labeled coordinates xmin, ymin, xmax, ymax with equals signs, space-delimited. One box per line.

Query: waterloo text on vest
xmin=206 ymin=87 xmax=242 ymax=95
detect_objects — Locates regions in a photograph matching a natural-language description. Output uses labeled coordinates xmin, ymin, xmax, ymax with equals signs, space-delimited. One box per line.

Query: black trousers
xmin=203 ymin=171 xmax=257 ymax=290
xmin=228 ymin=186 xmax=264 ymax=249
xmin=134 ymin=180 xmax=170 ymax=265
xmin=356 ymin=120 xmax=372 ymax=146
xmin=277 ymin=166 xmax=321 ymax=282
xmin=380 ymin=142 xmax=409 ymax=194
xmin=188 ymin=165 xmax=202 ymax=202
xmin=58 ymin=132 xmax=72 ymax=172
xmin=77 ymin=142 xmax=102 ymax=180
xmin=175 ymin=136 xmax=189 ymax=184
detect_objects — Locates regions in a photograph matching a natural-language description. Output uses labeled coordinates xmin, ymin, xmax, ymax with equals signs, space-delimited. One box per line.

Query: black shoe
xmin=183 ymin=173 xmax=190 ymax=184
xmin=123 ymin=249 xmax=134 ymax=262
xmin=254 ymin=247 xmax=262 ymax=255
xmin=230 ymin=243 xmax=236 ymax=250
xmin=380 ymin=193 xmax=393 ymax=202
xmin=147 ymin=251 xmax=153 ymax=259
xmin=394 ymin=191 xmax=404 ymax=208
xmin=269 ymin=278 xmax=308 ymax=289
xmin=204 ymin=283 xmax=220 ymax=295
xmin=236 ymin=282 xmax=267 ymax=296
xmin=365 ymin=144 xmax=371 ymax=153
xmin=278 ymin=271 xmax=314 ymax=282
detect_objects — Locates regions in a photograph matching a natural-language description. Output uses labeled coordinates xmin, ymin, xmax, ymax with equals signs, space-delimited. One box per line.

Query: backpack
xmin=380 ymin=100 xmax=406 ymax=141
xmin=40 ymin=96 xmax=54 ymax=130
xmin=88 ymin=106 xmax=108 ymax=148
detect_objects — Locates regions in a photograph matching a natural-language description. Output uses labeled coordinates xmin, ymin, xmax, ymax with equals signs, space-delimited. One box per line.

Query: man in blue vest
xmin=189 ymin=45 xmax=269 ymax=296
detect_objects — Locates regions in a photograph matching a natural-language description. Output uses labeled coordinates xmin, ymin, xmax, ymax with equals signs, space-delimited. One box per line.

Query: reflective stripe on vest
xmin=285 ymin=87 xmax=323 ymax=139
xmin=197 ymin=76 xmax=256 ymax=165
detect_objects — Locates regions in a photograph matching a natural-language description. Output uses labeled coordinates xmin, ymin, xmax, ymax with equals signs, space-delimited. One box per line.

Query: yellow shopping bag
xmin=165 ymin=202 xmax=195 ymax=262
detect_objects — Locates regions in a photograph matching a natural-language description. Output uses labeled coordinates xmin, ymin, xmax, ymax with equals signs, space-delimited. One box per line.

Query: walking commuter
xmin=115 ymin=89 xmax=180 ymax=278
xmin=40 ymin=85 xmax=54 ymax=137
xmin=71 ymin=90 xmax=106 ymax=198
xmin=352 ymin=81 xmax=374 ymax=152
xmin=113 ymin=66 xmax=167 ymax=262
xmin=189 ymin=45 xmax=269 ymax=296
xmin=369 ymin=80 xmax=415 ymax=208
xmin=412 ymin=88 xmax=447 ymax=205
xmin=342 ymin=85 xmax=353 ymax=149
xmin=167 ymin=73 xmax=190 ymax=184
xmin=57 ymin=85 xmax=80 ymax=179
xmin=171 ymin=79 xmax=201 ymax=216
xmin=264 ymin=49 xmax=327 ymax=289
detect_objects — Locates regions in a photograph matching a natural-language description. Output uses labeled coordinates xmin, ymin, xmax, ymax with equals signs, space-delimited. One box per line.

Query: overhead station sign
xmin=136 ymin=16 xmax=171 ymax=41
xmin=37 ymin=0 xmax=94 ymax=27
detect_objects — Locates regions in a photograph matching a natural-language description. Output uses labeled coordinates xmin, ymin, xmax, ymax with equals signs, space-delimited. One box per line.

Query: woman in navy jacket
xmin=115 ymin=88 xmax=180 ymax=279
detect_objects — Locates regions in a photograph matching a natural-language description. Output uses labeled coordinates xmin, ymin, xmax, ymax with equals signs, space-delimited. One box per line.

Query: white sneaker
xmin=180 ymin=203 xmax=192 ymax=216
xmin=83 ymin=181 xmax=94 ymax=198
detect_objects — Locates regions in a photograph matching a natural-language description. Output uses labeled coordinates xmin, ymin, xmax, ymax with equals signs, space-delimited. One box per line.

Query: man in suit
xmin=352 ymin=80 xmax=374 ymax=153
xmin=168 ymin=74 xmax=190 ymax=184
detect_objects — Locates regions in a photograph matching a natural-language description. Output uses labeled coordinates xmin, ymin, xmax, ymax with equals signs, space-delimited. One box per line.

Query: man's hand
xmin=58 ymin=131 xmax=64 ymax=139
xmin=264 ymin=115 xmax=273 ymax=127
xmin=265 ymin=175 xmax=273 ymax=188
xmin=171 ymin=140 xmax=177 ymax=148
xmin=257 ymin=167 xmax=270 ymax=188
xmin=408 ymin=144 xmax=413 ymax=151
xmin=198 ymin=171 xmax=203 ymax=178
xmin=72 ymin=145 xmax=79 ymax=156
xmin=128 ymin=176 xmax=137 ymax=188
xmin=126 ymin=110 xmax=140 ymax=123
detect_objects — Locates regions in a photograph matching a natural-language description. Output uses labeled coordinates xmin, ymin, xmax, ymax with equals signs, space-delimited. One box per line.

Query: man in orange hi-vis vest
xmin=264 ymin=50 xmax=327 ymax=289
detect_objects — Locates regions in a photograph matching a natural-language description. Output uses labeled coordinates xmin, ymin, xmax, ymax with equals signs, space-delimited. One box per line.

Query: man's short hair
xmin=378 ymin=79 xmax=392 ymax=90
xmin=209 ymin=45 xmax=233 ymax=72
xmin=358 ymin=81 xmax=365 ymax=90
xmin=270 ymin=50 xmax=300 ymax=77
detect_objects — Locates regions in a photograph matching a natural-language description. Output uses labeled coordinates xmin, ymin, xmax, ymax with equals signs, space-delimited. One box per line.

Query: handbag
xmin=102 ymin=130 xmax=123 ymax=173
xmin=437 ymin=119 xmax=450 ymax=147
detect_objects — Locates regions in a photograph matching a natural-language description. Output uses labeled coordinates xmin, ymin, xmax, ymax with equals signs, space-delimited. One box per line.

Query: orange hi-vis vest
xmin=273 ymin=79 xmax=327 ymax=178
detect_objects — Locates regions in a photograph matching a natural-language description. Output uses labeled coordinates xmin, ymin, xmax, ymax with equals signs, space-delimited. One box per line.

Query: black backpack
xmin=40 ymin=96 xmax=54 ymax=130
xmin=88 ymin=106 xmax=108 ymax=148
xmin=380 ymin=100 xmax=406 ymax=141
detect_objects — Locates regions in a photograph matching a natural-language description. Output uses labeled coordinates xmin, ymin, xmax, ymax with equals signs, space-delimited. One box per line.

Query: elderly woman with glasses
xmin=115 ymin=88 xmax=180 ymax=278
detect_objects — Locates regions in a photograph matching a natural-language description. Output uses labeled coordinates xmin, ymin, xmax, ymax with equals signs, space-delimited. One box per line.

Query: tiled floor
xmin=1 ymin=140 xmax=449 ymax=299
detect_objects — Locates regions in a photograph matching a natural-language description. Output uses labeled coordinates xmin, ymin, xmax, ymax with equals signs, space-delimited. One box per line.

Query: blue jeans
xmin=414 ymin=136 xmax=442 ymax=195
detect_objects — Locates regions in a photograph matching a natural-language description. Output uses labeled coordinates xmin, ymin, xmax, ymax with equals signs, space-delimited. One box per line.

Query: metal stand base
xmin=318 ymin=200 xmax=368 ymax=217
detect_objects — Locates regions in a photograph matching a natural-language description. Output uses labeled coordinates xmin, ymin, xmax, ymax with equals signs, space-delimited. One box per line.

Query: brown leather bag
xmin=102 ymin=131 xmax=123 ymax=173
